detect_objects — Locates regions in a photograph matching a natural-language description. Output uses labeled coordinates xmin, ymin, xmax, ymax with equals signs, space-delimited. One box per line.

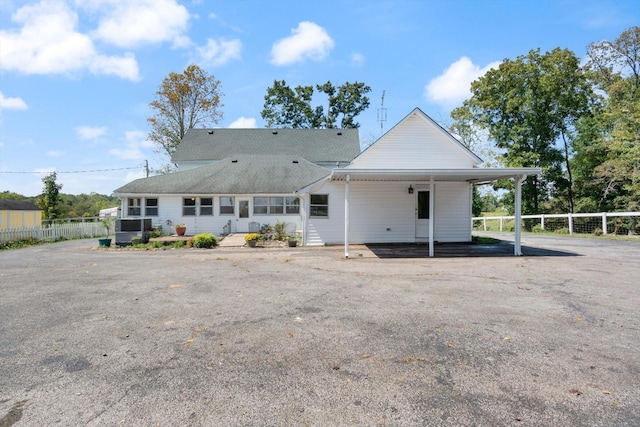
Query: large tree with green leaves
xmin=37 ymin=172 xmax=63 ymax=220
xmin=261 ymin=80 xmax=371 ymax=129
xmin=452 ymin=47 xmax=593 ymax=214
xmin=148 ymin=64 xmax=223 ymax=158
xmin=583 ymin=26 xmax=640 ymax=212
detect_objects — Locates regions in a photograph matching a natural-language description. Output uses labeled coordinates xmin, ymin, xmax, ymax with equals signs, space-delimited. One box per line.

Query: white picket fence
xmin=473 ymin=211 xmax=640 ymax=235
xmin=0 ymin=221 xmax=106 ymax=244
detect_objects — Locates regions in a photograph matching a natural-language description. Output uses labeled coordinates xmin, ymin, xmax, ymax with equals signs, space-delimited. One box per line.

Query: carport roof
xmin=329 ymin=167 xmax=541 ymax=184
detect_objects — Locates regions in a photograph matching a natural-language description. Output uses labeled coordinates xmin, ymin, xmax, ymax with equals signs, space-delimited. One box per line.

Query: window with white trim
xmin=200 ymin=198 xmax=213 ymax=215
xmin=128 ymin=198 xmax=141 ymax=216
xmin=220 ymin=197 xmax=234 ymax=215
xmin=252 ymin=196 xmax=300 ymax=215
xmin=310 ymin=194 xmax=329 ymax=217
xmin=285 ymin=197 xmax=300 ymax=214
xmin=183 ymin=198 xmax=196 ymax=216
xmin=253 ymin=197 xmax=268 ymax=215
xmin=145 ymin=198 xmax=158 ymax=216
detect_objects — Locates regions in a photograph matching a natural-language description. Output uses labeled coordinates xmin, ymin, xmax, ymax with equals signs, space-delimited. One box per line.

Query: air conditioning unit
xmin=115 ymin=218 xmax=152 ymax=246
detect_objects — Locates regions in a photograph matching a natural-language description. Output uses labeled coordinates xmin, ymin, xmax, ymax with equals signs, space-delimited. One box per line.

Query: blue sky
xmin=1 ymin=0 xmax=638 ymax=196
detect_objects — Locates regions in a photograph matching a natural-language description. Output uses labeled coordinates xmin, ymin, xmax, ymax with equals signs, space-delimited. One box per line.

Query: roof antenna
xmin=377 ymin=90 xmax=387 ymax=137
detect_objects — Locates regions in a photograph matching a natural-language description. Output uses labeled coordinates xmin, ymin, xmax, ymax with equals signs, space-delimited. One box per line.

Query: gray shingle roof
xmin=0 ymin=200 xmax=40 ymax=210
xmin=113 ymin=155 xmax=330 ymax=195
xmin=171 ymin=128 xmax=360 ymax=163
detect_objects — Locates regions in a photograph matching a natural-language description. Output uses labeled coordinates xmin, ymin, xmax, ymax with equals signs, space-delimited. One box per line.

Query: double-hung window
xmin=145 ymin=198 xmax=158 ymax=216
xmin=285 ymin=197 xmax=300 ymax=214
xmin=183 ymin=198 xmax=196 ymax=216
xmin=253 ymin=197 xmax=268 ymax=215
xmin=220 ymin=197 xmax=234 ymax=215
xmin=310 ymin=194 xmax=329 ymax=217
xmin=128 ymin=198 xmax=141 ymax=216
xmin=200 ymin=198 xmax=213 ymax=215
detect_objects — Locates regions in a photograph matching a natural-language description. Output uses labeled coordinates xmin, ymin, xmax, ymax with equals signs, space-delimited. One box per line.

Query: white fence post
xmin=541 ymin=214 xmax=545 ymax=231
xmin=602 ymin=212 xmax=607 ymax=235
xmin=568 ymin=213 xmax=573 ymax=235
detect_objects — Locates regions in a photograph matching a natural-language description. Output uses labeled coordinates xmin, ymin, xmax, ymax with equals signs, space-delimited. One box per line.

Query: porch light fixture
xmin=408 ymin=185 xmax=414 ymax=194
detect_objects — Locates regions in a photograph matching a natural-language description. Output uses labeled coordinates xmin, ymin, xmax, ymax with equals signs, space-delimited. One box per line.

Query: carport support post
xmin=514 ymin=175 xmax=525 ymax=256
xmin=429 ymin=177 xmax=434 ymax=257
xmin=344 ymin=174 xmax=350 ymax=259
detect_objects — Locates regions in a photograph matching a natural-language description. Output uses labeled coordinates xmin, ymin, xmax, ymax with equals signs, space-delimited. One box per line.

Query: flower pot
xmin=247 ymin=240 xmax=257 ymax=248
xmin=175 ymin=227 xmax=186 ymax=236
xmin=288 ymin=240 xmax=297 ymax=247
xmin=98 ymin=238 xmax=112 ymax=248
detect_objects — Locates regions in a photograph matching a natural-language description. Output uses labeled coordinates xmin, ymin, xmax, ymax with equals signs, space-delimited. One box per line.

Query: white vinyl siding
xmin=305 ymin=180 xmax=472 ymax=246
xmin=433 ymin=182 xmax=472 ymax=242
xmin=350 ymin=111 xmax=477 ymax=169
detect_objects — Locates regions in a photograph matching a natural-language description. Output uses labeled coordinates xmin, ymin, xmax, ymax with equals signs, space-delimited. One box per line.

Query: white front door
xmin=236 ymin=199 xmax=250 ymax=232
xmin=415 ymin=190 xmax=430 ymax=239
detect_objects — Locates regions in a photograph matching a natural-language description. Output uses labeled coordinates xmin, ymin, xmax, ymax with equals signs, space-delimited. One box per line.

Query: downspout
xmin=344 ymin=174 xmax=350 ymax=259
xmin=514 ymin=175 xmax=526 ymax=256
xmin=429 ymin=176 xmax=435 ymax=257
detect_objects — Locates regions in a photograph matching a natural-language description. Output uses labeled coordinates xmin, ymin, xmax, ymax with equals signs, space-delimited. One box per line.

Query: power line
xmin=0 ymin=166 xmax=143 ymax=174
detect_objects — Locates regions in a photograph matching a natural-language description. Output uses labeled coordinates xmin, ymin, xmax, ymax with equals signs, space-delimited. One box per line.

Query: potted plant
xmin=287 ymin=236 xmax=299 ymax=247
xmin=244 ymin=233 xmax=260 ymax=248
xmin=99 ymin=217 xmax=115 ymax=248
xmin=175 ymin=223 xmax=187 ymax=236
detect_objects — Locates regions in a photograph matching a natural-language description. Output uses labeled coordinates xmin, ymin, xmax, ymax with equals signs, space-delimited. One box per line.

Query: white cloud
xmin=109 ymin=129 xmax=152 ymax=160
xmin=193 ymin=38 xmax=241 ymax=67
xmin=270 ymin=21 xmax=334 ymax=66
xmin=0 ymin=92 xmax=28 ymax=110
xmin=85 ymin=0 xmax=191 ymax=48
xmin=424 ymin=56 xmax=501 ymax=107
xmin=0 ymin=0 xmax=140 ymax=80
xmin=350 ymin=53 xmax=365 ymax=66
xmin=76 ymin=125 xmax=108 ymax=141
xmin=228 ymin=117 xmax=256 ymax=128
xmin=47 ymin=150 xmax=64 ymax=157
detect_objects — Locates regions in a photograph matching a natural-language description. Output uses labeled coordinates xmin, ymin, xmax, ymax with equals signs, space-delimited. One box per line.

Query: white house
xmin=113 ymin=108 xmax=540 ymax=256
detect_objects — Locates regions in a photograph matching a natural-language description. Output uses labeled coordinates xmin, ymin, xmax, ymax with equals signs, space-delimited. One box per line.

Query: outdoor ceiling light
xmin=408 ymin=185 xmax=414 ymax=194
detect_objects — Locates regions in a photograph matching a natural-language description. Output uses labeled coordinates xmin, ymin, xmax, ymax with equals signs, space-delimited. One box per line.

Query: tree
xmin=148 ymin=64 xmax=223 ymax=158
xmin=452 ymin=48 xmax=593 ymax=214
xmin=37 ymin=172 xmax=63 ymax=220
xmin=261 ymin=80 xmax=371 ymax=129
xmin=584 ymin=26 xmax=640 ymax=212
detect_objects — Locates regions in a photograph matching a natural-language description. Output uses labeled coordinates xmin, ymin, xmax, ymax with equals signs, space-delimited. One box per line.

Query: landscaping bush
xmin=531 ymin=224 xmax=543 ymax=233
xmin=554 ymin=227 xmax=570 ymax=235
xmin=193 ymin=233 xmax=218 ymax=248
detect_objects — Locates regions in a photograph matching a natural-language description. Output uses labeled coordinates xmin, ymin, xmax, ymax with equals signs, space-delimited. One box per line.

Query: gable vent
xmin=208 ymin=130 xmax=214 ymax=134
xmin=272 ymin=131 xmax=278 ymax=135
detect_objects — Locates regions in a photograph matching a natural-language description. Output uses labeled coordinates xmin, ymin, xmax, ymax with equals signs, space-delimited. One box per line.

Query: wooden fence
xmin=0 ymin=221 xmax=106 ymax=244
xmin=473 ymin=211 xmax=640 ymax=235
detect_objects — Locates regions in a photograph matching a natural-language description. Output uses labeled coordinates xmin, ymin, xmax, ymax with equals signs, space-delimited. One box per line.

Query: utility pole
xmin=144 ymin=160 xmax=149 ymax=177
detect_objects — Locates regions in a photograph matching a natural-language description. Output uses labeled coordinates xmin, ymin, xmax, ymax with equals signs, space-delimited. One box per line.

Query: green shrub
xmin=274 ymin=220 xmax=288 ymax=241
xmin=593 ymin=227 xmax=603 ymax=236
xmin=531 ymin=224 xmax=543 ymax=233
xmin=151 ymin=241 xmax=164 ymax=248
xmin=554 ymin=227 xmax=570 ymax=235
xmin=193 ymin=233 xmax=218 ymax=248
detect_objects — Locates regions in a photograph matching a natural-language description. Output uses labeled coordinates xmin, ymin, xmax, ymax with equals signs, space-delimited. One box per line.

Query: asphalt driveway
xmin=0 ymin=234 xmax=638 ymax=426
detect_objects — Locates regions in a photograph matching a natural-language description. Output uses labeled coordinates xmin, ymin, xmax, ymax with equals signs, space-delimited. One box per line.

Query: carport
xmin=329 ymin=167 xmax=541 ymax=258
